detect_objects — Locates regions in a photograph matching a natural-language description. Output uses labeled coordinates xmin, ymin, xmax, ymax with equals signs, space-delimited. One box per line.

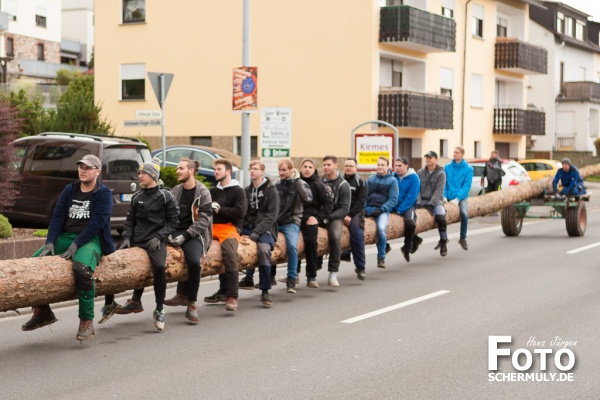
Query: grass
xmin=586 ymin=175 xmax=600 ymax=182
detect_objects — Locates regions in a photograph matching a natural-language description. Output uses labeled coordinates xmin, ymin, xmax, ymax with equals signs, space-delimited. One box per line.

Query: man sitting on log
xmin=21 ymin=155 xmax=116 ymax=343
xmin=444 ymin=146 xmax=473 ymax=251
xmin=162 ymin=158 xmax=213 ymax=324
xmin=393 ymin=157 xmax=420 ymax=263
xmin=553 ymin=158 xmax=587 ymax=198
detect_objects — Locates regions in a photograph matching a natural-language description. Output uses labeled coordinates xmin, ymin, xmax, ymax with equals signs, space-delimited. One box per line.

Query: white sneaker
xmin=328 ymin=273 xmax=339 ymax=287
xmin=153 ymin=309 xmax=165 ymax=331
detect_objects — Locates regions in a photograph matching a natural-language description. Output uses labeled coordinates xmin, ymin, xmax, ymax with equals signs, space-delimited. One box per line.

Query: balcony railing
xmin=556 ymin=134 xmax=576 ymax=151
xmin=379 ymin=6 xmax=456 ymax=53
xmin=379 ymin=90 xmax=453 ymax=129
xmin=493 ymin=108 xmax=545 ymax=135
xmin=559 ymin=82 xmax=600 ymax=102
xmin=19 ymin=59 xmax=89 ymax=79
xmin=495 ymin=38 xmax=547 ymax=75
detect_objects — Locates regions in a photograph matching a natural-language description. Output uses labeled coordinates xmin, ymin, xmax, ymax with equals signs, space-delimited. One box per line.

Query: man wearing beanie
xmin=110 ymin=159 xmax=179 ymax=331
xmin=553 ymin=158 xmax=586 ymax=197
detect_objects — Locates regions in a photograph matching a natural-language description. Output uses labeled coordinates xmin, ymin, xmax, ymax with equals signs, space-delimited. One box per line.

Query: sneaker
xmin=295 ymin=277 xmax=300 ymax=285
xmin=204 ymin=291 xmax=226 ymax=304
xmin=153 ymin=309 xmax=165 ymax=331
xmin=355 ymin=268 xmax=366 ymax=281
xmin=377 ymin=258 xmax=386 ymax=269
xmin=185 ymin=304 xmax=199 ymax=323
xmin=286 ymin=277 xmax=296 ymax=294
xmin=458 ymin=239 xmax=468 ymax=251
xmin=440 ymin=240 xmax=448 ymax=257
xmin=225 ymin=297 xmax=238 ymax=312
xmin=401 ymin=246 xmax=410 ymax=262
xmin=270 ymin=276 xmax=278 ymax=286
xmin=98 ymin=301 xmax=121 ymax=324
xmin=411 ymin=236 xmax=423 ymax=254
xmin=260 ymin=291 xmax=272 ymax=307
xmin=239 ymin=277 xmax=255 ymax=290
xmin=116 ymin=299 xmax=144 ymax=314
xmin=76 ymin=319 xmax=95 ymax=341
xmin=328 ymin=273 xmax=339 ymax=287
xmin=164 ymin=293 xmax=189 ymax=307
xmin=22 ymin=306 xmax=58 ymax=331
xmin=277 ymin=276 xmax=288 ymax=283
xmin=307 ymin=278 xmax=319 ymax=288
xmin=385 ymin=243 xmax=392 ymax=255
xmin=340 ymin=252 xmax=351 ymax=262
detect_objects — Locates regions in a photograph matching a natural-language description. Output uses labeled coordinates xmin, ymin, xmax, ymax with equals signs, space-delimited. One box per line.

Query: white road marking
xmin=341 ymin=290 xmax=450 ymax=324
xmin=566 ymin=242 xmax=600 ymax=255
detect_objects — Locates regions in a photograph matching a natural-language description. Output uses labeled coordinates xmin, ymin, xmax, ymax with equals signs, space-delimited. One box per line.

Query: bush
xmin=0 ymin=214 xmax=13 ymax=239
xmin=33 ymin=229 xmax=48 ymax=237
xmin=595 ymin=137 xmax=600 ymax=155
xmin=0 ymin=98 xmax=22 ymax=212
xmin=158 ymin=166 xmax=211 ymax=189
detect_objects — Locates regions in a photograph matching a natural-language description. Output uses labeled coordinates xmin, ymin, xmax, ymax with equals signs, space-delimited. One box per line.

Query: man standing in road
xmin=203 ymin=158 xmax=247 ymax=311
xmin=365 ymin=156 xmax=398 ymax=269
xmin=238 ymin=160 xmax=280 ymax=307
xmin=413 ymin=151 xmax=448 ymax=257
xmin=163 ymin=158 xmax=213 ymax=323
xmin=393 ymin=157 xmax=420 ymax=263
xmin=444 ymin=146 xmax=473 ymax=251
xmin=341 ymin=158 xmax=367 ymax=280
xmin=481 ymin=150 xmax=502 ymax=193
xmin=21 ymin=155 xmax=115 ymax=342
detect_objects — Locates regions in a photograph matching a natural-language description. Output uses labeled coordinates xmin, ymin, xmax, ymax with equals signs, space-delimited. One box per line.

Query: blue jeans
xmin=348 ymin=214 xmax=366 ymax=269
xmin=459 ymin=199 xmax=468 ymax=240
xmin=376 ymin=212 xmax=390 ymax=259
xmin=242 ymin=227 xmax=275 ymax=291
xmin=278 ymin=223 xmax=300 ymax=280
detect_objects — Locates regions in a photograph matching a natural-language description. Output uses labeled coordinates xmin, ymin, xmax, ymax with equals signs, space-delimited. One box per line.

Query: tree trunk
xmin=2 ymin=164 xmax=599 ymax=312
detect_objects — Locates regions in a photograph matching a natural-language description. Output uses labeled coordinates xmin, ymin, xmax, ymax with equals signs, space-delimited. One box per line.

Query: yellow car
xmin=518 ymin=159 xmax=562 ymax=181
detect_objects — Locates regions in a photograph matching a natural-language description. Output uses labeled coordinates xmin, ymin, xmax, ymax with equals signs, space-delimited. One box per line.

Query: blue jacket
xmin=47 ymin=181 xmax=116 ymax=256
xmin=365 ymin=172 xmax=398 ymax=214
xmin=444 ymin=159 xmax=473 ymax=201
xmin=553 ymin=164 xmax=586 ymax=195
xmin=393 ymin=168 xmax=420 ymax=215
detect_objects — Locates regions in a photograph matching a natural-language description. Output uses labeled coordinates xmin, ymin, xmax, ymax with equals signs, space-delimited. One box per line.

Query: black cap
xmin=398 ymin=156 xmax=410 ymax=165
xmin=424 ymin=151 xmax=438 ymax=158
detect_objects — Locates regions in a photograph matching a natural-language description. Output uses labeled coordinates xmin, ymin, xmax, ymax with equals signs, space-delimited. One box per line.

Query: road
xmin=1 ymin=185 xmax=599 ymax=400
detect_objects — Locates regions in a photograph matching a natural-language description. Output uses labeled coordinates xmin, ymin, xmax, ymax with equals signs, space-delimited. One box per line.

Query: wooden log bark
xmin=2 ymin=163 xmax=599 ymax=312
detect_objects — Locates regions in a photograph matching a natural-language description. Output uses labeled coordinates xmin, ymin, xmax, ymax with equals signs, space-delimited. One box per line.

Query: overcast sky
xmin=557 ymin=0 xmax=600 ymax=22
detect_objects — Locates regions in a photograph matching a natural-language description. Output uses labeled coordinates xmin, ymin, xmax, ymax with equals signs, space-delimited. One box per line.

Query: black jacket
xmin=300 ymin=173 xmax=334 ymax=225
xmin=244 ymin=177 xmax=279 ymax=238
xmin=123 ymin=186 xmax=179 ymax=243
xmin=321 ymin=171 xmax=350 ymax=221
xmin=276 ymin=178 xmax=311 ymax=226
xmin=210 ymin=179 xmax=247 ymax=232
xmin=344 ymin=174 xmax=367 ymax=217
xmin=482 ymin=157 xmax=502 ymax=183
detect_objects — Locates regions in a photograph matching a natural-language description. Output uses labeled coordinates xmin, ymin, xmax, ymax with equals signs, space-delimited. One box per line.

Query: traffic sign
xmin=148 ymin=72 xmax=174 ymax=105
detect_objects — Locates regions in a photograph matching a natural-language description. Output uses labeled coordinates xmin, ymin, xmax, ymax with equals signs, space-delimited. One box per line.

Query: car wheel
xmin=565 ymin=201 xmax=586 ymax=237
xmin=501 ymin=205 xmax=523 ymax=236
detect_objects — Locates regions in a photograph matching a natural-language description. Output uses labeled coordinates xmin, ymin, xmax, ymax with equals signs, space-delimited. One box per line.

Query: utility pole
xmin=240 ymin=0 xmax=251 ymax=186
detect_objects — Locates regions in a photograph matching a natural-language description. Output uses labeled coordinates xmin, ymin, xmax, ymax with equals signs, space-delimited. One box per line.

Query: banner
xmin=232 ymin=66 xmax=257 ymax=112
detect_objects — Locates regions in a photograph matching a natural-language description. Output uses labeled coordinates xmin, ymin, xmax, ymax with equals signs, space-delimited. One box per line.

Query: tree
xmin=0 ymin=98 xmax=22 ymax=212
xmin=4 ymin=90 xmax=48 ymax=136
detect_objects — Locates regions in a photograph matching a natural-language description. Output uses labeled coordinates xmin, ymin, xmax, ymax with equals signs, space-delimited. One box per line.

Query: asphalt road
xmin=1 ymin=184 xmax=599 ymax=400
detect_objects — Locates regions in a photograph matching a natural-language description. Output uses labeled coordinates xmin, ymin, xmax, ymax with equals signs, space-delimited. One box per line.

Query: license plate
xmin=120 ymin=194 xmax=132 ymax=202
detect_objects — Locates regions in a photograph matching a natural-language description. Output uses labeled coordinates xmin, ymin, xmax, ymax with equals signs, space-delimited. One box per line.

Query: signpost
xmin=261 ymin=107 xmax=292 ymax=176
xmin=351 ymin=120 xmax=399 ymax=172
xmin=148 ymin=72 xmax=174 ymax=167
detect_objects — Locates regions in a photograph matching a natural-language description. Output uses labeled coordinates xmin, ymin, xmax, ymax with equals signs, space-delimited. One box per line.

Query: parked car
xmin=518 ymin=159 xmax=562 ymax=181
xmin=151 ymin=145 xmax=241 ymax=183
xmin=468 ymin=158 xmax=531 ymax=197
xmin=6 ymin=132 xmax=152 ymax=230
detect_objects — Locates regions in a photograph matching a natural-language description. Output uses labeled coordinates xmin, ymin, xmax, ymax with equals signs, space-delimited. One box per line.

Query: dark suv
xmin=6 ymin=132 xmax=152 ymax=230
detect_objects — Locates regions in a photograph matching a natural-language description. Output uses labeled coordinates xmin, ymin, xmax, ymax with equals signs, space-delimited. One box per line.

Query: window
xmin=471 ymin=74 xmax=483 ymax=108
xmin=3 ymin=0 xmax=17 ymax=21
xmin=575 ymin=21 xmax=585 ymax=41
xmin=235 ymin=136 xmax=258 ymax=157
xmin=439 ymin=139 xmax=448 ymax=158
xmin=497 ymin=17 xmax=507 ymax=37
xmin=590 ymin=109 xmax=598 ymax=138
xmin=37 ymin=44 xmax=44 ymax=61
xmin=474 ymin=141 xmax=481 ymax=158
xmin=472 ymin=4 xmax=484 ymax=38
xmin=440 ymin=67 xmax=453 ymax=97
xmin=6 ymin=37 xmax=14 ymax=57
xmin=565 ymin=17 xmax=573 ymax=37
xmin=441 ymin=0 xmax=454 ymax=18
xmin=120 ymin=64 xmax=145 ymax=100
xmin=191 ymin=137 xmax=213 ymax=147
xmin=392 ymin=60 xmax=402 ymax=87
xmin=35 ymin=14 xmax=46 ymax=28
xmin=556 ymin=12 xmax=564 ymax=34
xmin=123 ymin=0 xmax=145 ymax=23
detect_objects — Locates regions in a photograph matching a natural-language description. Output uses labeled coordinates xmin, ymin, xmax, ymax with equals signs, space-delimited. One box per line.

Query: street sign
xmin=354 ymin=133 xmax=395 ymax=172
xmin=261 ymin=148 xmax=290 ymax=157
xmin=148 ymin=72 xmax=174 ymax=105
xmin=136 ymin=110 xmax=162 ymax=119
xmin=124 ymin=119 xmax=161 ymax=127
xmin=261 ymin=107 xmax=292 ymax=176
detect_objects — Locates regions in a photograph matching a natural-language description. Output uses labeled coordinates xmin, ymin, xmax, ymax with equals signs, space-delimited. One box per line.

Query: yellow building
xmin=95 ymin=0 xmax=546 ymax=168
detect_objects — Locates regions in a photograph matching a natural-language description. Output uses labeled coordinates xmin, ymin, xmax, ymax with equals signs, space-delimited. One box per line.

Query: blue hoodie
xmin=393 ymin=168 xmax=420 ymax=215
xmin=365 ymin=171 xmax=398 ymax=214
xmin=553 ymin=164 xmax=585 ymax=195
xmin=444 ymin=159 xmax=473 ymax=201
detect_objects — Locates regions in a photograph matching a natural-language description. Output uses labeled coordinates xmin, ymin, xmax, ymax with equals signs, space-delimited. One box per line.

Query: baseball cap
xmin=397 ymin=156 xmax=410 ymax=165
xmin=424 ymin=151 xmax=438 ymax=158
xmin=76 ymin=154 xmax=101 ymax=169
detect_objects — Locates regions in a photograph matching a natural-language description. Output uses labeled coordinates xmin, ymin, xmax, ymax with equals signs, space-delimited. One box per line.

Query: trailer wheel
xmin=566 ymin=201 xmax=586 ymax=237
xmin=501 ymin=206 xmax=523 ymax=236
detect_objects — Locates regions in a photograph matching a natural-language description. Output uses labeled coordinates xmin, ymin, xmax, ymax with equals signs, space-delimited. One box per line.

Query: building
xmin=94 ymin=0 xmax=547 ymax=167
xmin=61 ymin=0 xmax=94 ymax=67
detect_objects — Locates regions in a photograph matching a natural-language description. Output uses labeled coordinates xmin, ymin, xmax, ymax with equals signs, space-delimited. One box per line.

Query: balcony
xmin=558 ymin=82 xmax=600 ymax=103
xmin=495 ymin=38 xmax=547 ymax=75
xmin=19 ymin=59 xmax=89 ymax=79
xmin=493 ymin=108 xmax=545 ymax=135
xmin=379 ymin=6 xmax=456 ymax=53
xmin=378 ymin=90 xmax=453 ymax=129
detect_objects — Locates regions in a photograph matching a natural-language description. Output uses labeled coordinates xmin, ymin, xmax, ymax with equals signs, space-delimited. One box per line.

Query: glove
xmin=119 ymin=237 xmax=131 ymax=250
xmin=249 ymin=232 xmax=260 ymax=242
xmin=168 ymin=235 xmax=186 ymax=246
xmin=39 ymin=243 xmax=55 ymax=257
xmin=211 ymin=201 xmax=221 ymax=214
xmin=59 ymin=243 xmax=78 ymax=260
xmin=450 ymin=199 xmax=459 ymax=206
xmin=370 ymin=209 xmax=382 ymax=218
xmin=291 ymin=168 xmax=299 ymax=180
xmin=147 ymin=237 xmax=161 ymax=252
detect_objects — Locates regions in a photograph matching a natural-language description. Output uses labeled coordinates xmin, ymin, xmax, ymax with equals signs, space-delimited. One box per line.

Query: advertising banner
xmin=232 ymin=67 xmax=258 ymax=112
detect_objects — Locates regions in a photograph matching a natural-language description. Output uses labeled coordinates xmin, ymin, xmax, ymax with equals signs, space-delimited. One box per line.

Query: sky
xmin=558 ymin=0 xmax=600 ymax=22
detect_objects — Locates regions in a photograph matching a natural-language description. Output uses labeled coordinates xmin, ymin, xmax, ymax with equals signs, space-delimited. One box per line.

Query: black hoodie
xmin=300 ymin=173 xmax=333 ymax=225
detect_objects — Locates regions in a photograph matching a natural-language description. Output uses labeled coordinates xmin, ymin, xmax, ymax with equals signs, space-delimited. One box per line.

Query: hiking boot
xmin=185 ymin=304 xmax=199 ymax=323
xmin=385 ymin=243 xmax=392 ymax=255
xmin=204 ymin=291 xmax=226 ymax=304
xmin=458 ymin=239 xmax=468 ymax=251
xmin=239 ymin=277 xmax=255 ymax=290
xmin=411 ymin=236 xmax=423 ymax=254
xmin=286 ymin=277 xmax=296 ymax=294
xmin=76 ymin=319 xmax=95 ymax=341
xmin=340 ymin=252 xmax=351 ymax=262
xmin=270 ymin=276 xmax=278 ymax=286
xmin=260 ymin=291 xmax=272 ymax=307
xmin=377 ymin=258 xmax=386 ymax=269
xmin=116 ymin=299 xmax=144 ymax=314
xmin=22 ymin=306 xmax=58 ymax=331
xmin=225 ymin=297 xmax=238 ymax=312
xmin=401 ymin=246 xmax=410 ymax=263
xmin=355 ymin=268 xmax=366 ymax=281
xmin=164 ymin=293 xmax=189 ymax=307
xmin=153 ymin=309 xmax=165 ymax=331
xmin=98 ymin=301 xmax=121 ymax=324
xmin=328 ymin=273 xmax=339 ymax=287
xmin=440 ymin=240 xmax=448 ymax=257
xmin=307 ymin=278 xmax=319 ymax=288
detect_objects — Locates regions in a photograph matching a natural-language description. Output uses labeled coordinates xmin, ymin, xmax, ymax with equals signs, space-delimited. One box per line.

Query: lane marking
xmin=566 ymin=241 xmax=600 ymax=255
xmin=341 ymin=290 xmax=450 ymax=324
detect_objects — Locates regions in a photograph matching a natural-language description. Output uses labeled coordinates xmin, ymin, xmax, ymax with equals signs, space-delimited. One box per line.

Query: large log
xmin=2 ymin=163 xmax=599 ymax=312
